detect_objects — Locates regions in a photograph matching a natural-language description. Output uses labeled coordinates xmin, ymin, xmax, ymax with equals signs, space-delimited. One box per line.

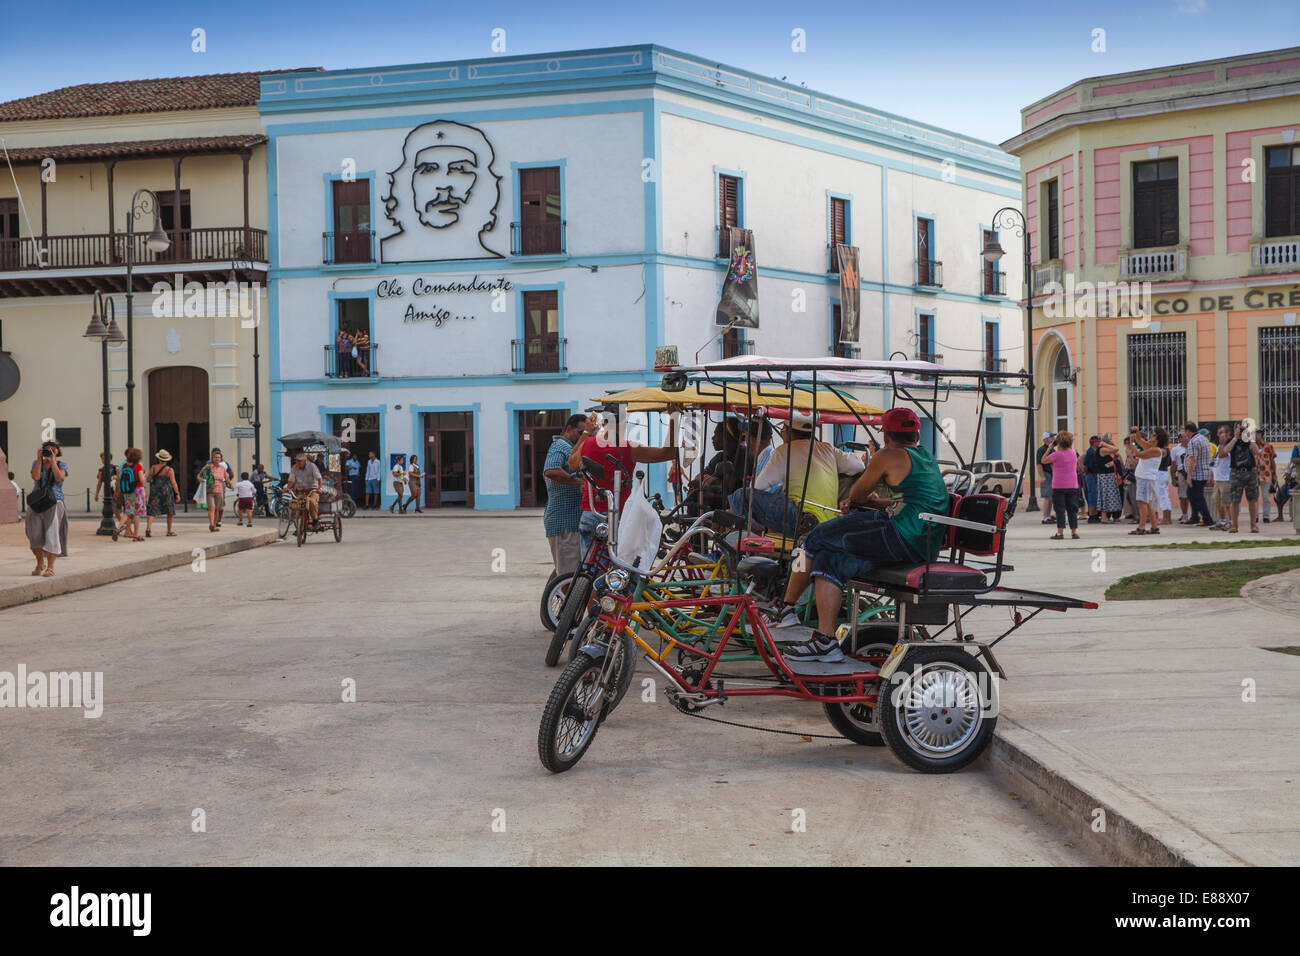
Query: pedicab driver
xmin=765 ymin=408 xmax=949 ymax=663
xmin=288 ymin=453 xmax=323 ymax=525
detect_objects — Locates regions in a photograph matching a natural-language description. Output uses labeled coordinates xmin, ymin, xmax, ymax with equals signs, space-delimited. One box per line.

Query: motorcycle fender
xmin=577 ymin=643 xmax=609 ymax=661
xmin=876 ymin=642 xmax=909 ymax=681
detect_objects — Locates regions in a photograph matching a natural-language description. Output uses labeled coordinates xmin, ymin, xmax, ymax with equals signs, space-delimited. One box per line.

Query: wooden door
xmin=0 ymin=198 xmax=18 ymax=270
xmin=148 ymin=366 xmax=208 ymax=496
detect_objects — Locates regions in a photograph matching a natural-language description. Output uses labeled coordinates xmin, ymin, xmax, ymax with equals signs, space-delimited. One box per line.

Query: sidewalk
xmin=984 ymin=515 xmax=1300 ymax=865
xmin=0 ymin=514 xmax=276 ymax=611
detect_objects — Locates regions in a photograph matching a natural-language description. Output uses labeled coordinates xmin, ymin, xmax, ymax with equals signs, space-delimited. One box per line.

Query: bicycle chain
xmin=672 ymin=704 xmax=845 ymax=740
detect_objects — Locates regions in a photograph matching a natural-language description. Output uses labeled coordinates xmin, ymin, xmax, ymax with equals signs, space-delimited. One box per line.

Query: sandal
xmin=31 ymin=567 xmax=44 ymax=576
xmin=1250 ymin=526 xmax=1259 ymax=533
xmin=1050 ymin=533 xmax=1064 ymax=540
xmin=41 ymin=569 xmax=54 ymax=577
xmin=1071 ymin=531 xmax=1080 ymax=539
xmin=145 ymin=530 xmax=151 ymax=537
xmin=133 ymin=536 xmax=145 ymax=542
xmin=1128 ymin=529 xmax=1146 ymax=535
xmin=1147 ymin=529 xmax=1160 ymax=534
xmin=166 ymin=531 xmax=178 ymax=537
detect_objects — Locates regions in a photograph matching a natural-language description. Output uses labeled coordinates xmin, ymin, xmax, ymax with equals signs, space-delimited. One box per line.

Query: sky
xmin=0 ymin=0 xmax=1296 ymax=144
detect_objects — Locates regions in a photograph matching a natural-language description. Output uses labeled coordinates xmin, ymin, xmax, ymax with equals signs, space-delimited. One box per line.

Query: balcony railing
xmin=829 ymin=343 xmax=861 ymax=359
xmin=1032 ymin=261 xmax=1063 ymax=293
xmin=0 ymin=226 xmax=267 ymax=272
xmin=983 ymin=269 xmax=1006 ymax=296
xmin=512 ymin=336 xmax=567 ymax=373
xmin=324 ymin=342 xmax=379 ymax=378
xmin=510 ymin=220 xmax=565 ymax=256
xmin=322 ymin=231 xmax=375 ymax=265
xmin=1120 ymin=247 xmax=1187 ymax=278
xmin=984 ymin=355 xmax=1008 ymax=381
xmin=1251 ymin=238 xmax=1300 ymax=271
xmin=915 ymin=258 xmax=943 ymax=287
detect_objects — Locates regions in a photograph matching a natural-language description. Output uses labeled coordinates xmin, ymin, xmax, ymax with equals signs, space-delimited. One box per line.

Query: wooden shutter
xmin=1157 ymin=179 xmax=1179 ymax=247
xmin=830 ymin=198 xmax=846 ymax=245
xmin=1046 ymin=180 xmax=1060 ymax=260
xmin=719 ymin=176 xmax=739 ymax=228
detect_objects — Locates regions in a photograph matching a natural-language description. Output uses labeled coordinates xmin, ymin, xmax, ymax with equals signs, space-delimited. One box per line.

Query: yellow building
xmin=1002 ymin=47 xmax=1300 ymax=447
xmin=0 ymin=70 xmax=305 ymax=507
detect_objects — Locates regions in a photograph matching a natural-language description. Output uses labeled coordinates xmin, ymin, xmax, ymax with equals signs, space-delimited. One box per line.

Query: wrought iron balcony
xmin=983 ymin=269 xmax=1006 ymax=296
xmin=0 ymin=226 xmax=267 ymax=272
xmin=830 ymin=342 xmax=861 ymax=359
xmin=984 ymin=355 xmax=1008 ymax=381
xmin=915 ymin=258 xmax=943 ymax=288
xmin=322 ymin=231 xmax=375 ymax=265
xmin=512 ymin=336 xmax=567 ymax=373
xmin=510 ymin=220 xmax=566 ymax=256
xmin=324 ymin=342 xmax=379 ymax=378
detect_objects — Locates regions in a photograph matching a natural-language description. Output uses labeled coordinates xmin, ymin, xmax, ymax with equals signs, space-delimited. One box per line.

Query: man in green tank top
xmin=765 ymin=407 xmax=950 ymax=663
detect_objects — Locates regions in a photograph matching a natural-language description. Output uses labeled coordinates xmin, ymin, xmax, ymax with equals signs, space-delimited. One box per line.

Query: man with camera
xmin=1221 ymin=421 xmax=1261 ymax=534
xmin=26 ymin=441 xmax=69 ymax=576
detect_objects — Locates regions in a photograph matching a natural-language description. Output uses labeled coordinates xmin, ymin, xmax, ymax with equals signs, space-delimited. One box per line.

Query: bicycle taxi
xmin=537 ymin=355 xmax=1097 ymax=774
xmin=275 ymin=431 xmax=346 ymax=547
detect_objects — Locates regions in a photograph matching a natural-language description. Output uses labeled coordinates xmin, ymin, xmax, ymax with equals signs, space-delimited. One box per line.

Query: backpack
xmin=118 ymin=463 xmax=136 ymax=494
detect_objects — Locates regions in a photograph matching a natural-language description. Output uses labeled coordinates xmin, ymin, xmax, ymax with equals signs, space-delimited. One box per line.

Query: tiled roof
xmin=1 ymin=134 xmax=268 ymax=164
xmin=0 ymin=69 xmax=318 ymax=121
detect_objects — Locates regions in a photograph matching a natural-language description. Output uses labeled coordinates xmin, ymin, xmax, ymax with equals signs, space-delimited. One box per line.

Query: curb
xmin=987 ymin=719 xmax=1244 ymax=867
xmin=0 ymin=531 xmax=278 ymax=612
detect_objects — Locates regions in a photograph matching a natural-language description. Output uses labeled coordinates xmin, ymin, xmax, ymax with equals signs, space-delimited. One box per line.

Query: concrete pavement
xmin=0 ymin=520 xmax=1100 ymax=866
xmin=0 ymin=514 xmax=275 ymax=611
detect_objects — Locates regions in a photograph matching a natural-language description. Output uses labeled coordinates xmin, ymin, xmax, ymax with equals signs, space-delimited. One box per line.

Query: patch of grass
xmin=1112 ymin=537 xmax=1300 ymax=550
xmin=1105 ymin=554 xmax=1300 ymax=601
xmin=1264 ymin=646 xmax=1300 ymax=657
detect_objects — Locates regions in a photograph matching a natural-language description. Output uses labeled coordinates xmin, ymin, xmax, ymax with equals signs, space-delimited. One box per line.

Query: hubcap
xmin=893 ymin=662 xmax=982 ymax=755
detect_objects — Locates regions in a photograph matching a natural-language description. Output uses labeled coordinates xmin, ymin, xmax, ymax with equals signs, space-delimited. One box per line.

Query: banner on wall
xmin=715 ymin=227 xmax=759 ymax=328
xmin=835 ymin=244 xmax=860 ymax=343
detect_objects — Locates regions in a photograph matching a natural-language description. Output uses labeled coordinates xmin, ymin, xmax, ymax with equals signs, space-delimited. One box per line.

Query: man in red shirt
xmin=568 ymin=411 xmax=678 ymax=557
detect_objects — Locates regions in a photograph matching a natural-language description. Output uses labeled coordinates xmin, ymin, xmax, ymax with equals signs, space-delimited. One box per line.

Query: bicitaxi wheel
xmin=877 ymin=645 xmax=997 ymax=773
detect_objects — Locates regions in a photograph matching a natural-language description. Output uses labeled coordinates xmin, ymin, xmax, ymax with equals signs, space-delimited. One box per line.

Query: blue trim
xmin=915 ymin=307 xmax=936 ymax=357
xmin=826 ymin=190 xmax=853 ymax=248
xmin=509 ymin=158 xmax=567 ymax=259
xmin=275 ymin=371 xmax=647 ymax=390
xmin=257 ymin=45 xmax=1018 ymax=181
xmin=506 ymin=400 xmax=580 ymax=508
xmin=984 ymin=413 xmax=1003 ymax=461
xmin=317 ymin=403 xmax=387 ymax=503
xmin=645 ymin=101 xmax=664 ymax=369
xmin=410 ymin=402 xmax=483 ymax=508
xmin=322 ymin=170 xmax=378 ymax=266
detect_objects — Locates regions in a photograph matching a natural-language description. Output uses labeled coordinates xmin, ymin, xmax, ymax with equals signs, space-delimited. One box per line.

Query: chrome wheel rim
xmin=892 ymin=661 xmax=983 ymax=756
xmin=555 ymin=663 xmax=603 ymax=759
xmin=546 ymin=580 xmax=570 ymax=626
xmin=839 ymin=641 xmax=892 ymax=730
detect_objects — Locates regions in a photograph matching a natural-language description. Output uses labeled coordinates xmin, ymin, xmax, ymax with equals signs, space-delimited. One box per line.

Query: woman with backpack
xmin=119 ymin=447 xmax=147 ymax=541
xmin=198 ymin=448 xmax=232 ymax=532
xmin=26 ymin=440 xmax=69 ymax=576
xmin=146 ymin=449 xmax=180 ymax=538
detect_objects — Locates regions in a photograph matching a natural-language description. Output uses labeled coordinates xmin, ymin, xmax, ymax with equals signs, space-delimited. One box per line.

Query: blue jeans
xmin=728 ymin=488 xmax=800 ymax=537
xmin=801 ymin=509 xmax=919 ymax=589
xmin=578 ymin=510 xmax=603 ymax=561
xmin=1084 ymin=473 xmax=1099 ymax=510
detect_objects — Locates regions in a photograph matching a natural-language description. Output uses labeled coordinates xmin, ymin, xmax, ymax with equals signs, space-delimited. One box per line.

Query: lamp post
xmin=124 ymin=189 xmax=171 ymax=448
xmin=84 ymin=292 xmax=127 ymax=537
xmin=981 ymin=207 xmax=1038 ymax=512
xmin=230 ymin=252 xmax=261 ymax=468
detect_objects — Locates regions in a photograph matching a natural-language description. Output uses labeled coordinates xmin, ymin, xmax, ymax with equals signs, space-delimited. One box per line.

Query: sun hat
xmin=882 ymin=408 xmax=922 ymax=433
xmin=155 ymin=449 xmax=172 ymax=461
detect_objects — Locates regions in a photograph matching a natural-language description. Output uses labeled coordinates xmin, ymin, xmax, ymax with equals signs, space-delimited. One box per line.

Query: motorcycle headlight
xmin=600 ymin=595 xmax=619 ymax=614
xmin=594 ymin=522 xmax=609 ymax=542
xmin=603 ymin=568 xmax=630 ymax=594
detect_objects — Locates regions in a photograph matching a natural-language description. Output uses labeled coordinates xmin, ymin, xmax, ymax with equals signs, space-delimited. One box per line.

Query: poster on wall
xmin=715 ymin=227 xmax=759 ymax=329
xmin=380 ymin=120 xmax=506 ymax=263
xmin=835 ymin=243 xmax=860 ymax=344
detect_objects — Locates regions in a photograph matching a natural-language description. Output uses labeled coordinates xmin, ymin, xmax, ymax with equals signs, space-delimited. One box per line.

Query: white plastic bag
xmin=614 ymin=477 xmax=661 ymax=572
xmin=192 ymin=484 xmax=207 ymax=510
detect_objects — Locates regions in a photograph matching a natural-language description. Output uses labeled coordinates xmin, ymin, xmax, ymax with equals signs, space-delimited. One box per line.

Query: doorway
xmin=423 ymin=411 xmax=474 ymax=508
xmin=330 ymin=412 xmax=379 ymax=499
xmin=148 ymin=366 xmax=209 ymax=499
xmin=518 ymin=409 xmax=569 ymax=507
xmin=1052 ymin=349 xmax=1073 ymax=435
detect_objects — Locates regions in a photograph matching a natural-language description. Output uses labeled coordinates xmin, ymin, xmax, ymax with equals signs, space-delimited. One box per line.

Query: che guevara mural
xmin=380 ymin=120 xmax=505 ymax=263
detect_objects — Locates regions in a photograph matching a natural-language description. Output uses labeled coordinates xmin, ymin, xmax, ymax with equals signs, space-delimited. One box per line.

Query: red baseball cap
xmin=882 ymin=408 xmax=921 ymax=433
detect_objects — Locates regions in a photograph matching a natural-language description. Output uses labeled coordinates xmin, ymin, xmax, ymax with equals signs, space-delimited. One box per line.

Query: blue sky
xmin=0 ymin=0 xmax=1294 ymax=143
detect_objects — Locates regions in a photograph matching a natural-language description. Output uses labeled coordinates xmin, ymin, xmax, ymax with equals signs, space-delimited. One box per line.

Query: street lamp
xmin=230 ymin=252 xmax=261 ymax=468
xmin=981 ymin=207 xmax=1039 ymax=512
xmin=84 ymin=291 xmax=126 ymax=537
xmin=124 ymin=189 xmax=170 ymax=448
xmin=237 ymin=396 xmax=253 ymax=421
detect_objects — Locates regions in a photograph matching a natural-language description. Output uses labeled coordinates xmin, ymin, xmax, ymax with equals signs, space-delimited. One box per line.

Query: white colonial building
xmin=260 ymin=45 xmax=1025 ymax=509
